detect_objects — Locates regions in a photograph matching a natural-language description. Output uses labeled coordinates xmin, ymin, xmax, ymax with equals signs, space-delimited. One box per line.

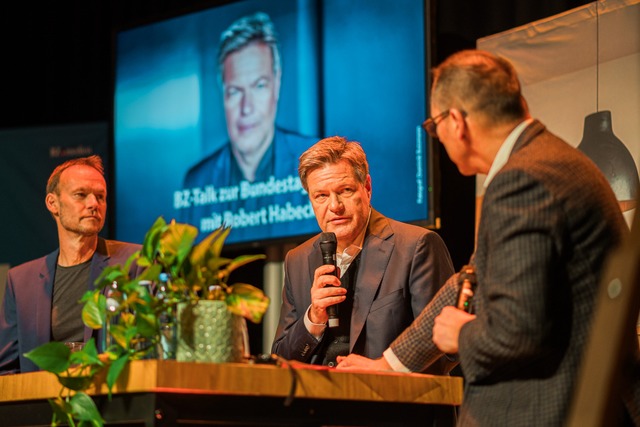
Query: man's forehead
xmin=223 ymin=43 xmax=274 ymax=80
xmin=59 ymin=165 xmax=106 ymax=187
xmin=308 ymin=165 xmax=360 ymax=189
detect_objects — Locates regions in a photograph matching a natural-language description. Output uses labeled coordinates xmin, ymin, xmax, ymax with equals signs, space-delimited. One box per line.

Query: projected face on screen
xmin=114 ymin=0 xmax=431 ymax=247
xmin=173 ymin=11 xmax=319 ymax=244
xmin=222 ymin=41 xmax=281 ymax=176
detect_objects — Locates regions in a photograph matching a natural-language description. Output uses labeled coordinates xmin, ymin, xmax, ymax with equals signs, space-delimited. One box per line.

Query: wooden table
xmin=0 ymin=359 xmax=463 ymax=426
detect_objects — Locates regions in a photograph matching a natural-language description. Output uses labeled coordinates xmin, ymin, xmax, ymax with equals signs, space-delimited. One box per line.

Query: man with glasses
xmin=337 ymin=50 xmax=637 ymax=425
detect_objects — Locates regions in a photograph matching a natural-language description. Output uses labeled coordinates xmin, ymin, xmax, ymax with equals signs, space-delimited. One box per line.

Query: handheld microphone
xmin=456 ymin=265 xmax=477 ymax=313
xmin=319 ymin=232 xmax=339 ymax=328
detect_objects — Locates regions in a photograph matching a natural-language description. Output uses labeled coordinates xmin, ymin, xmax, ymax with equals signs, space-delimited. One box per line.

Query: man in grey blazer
xmin=337 ymin=50 xmax=638 ymax=425
xmin=271 ymin=136 xmax=454 ymax=368
xmin=0 ymin=155 xmax=142 ymax=374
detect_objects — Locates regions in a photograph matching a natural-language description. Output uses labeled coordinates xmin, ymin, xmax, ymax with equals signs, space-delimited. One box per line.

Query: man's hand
xmin=309 ymin=264 xmax=345 ymax=324
xmin=433 ymin=306 xmax=476 ymax=354
xmin=335 ymin=354 xmax=391 ymax=371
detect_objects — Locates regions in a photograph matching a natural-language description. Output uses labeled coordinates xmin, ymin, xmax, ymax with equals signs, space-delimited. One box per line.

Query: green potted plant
xmin=136 ymin=217 xmax=269 ymax=362
xmin=25 ymin=216 xmax=269 ymax=427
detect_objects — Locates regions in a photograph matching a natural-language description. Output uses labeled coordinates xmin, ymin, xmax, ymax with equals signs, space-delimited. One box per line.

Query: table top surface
xmin=0 ymin=359 xmax=463 ymax=406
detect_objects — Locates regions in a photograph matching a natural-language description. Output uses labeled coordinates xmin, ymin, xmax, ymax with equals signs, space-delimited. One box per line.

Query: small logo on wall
xmin=49 ymin=145 xmax=94 ymax=158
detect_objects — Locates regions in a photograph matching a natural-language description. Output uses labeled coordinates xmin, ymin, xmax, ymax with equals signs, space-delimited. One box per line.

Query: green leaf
xmin=94 ymin=266 xmax=127 ymax=289
xmin=123 ymin=325 xmax=139 ymax=345
xmin=69 ymin=339 xmax=102 ymax=367
xmin=121 ymin=250 xmax=141 ymax=278
xmin=69 ymin=392 xmax=105 ymax=426
xmin=191 ymin=227 xmax=229 ymax=267
xmin=226 ymin=283 xmax=270 ymax=323
xmin=24 ymin=342 xmax=70 ymax=373
xmin=209 ymin=226 xmax=231 ymax=258
xmin=206 ymin=256 xmax=232 ymax=273
xmin=84 ymin=338 xmax=99 ymax=355
xmin=82 ymin=293 xmax=105 ymax=330
xmin=57 ymin=374 xmax=94 ymax=392
xmin=223 ymin=254 xmax=266 ymax=277
xmin=48 ymin=397 xmax=73 ymax=426
xmin=120 ymin=312 xmax=135 ymax=328
xmin=159 ymin=221 xmax=198 ymax=271
xmin=106 ymin=353 xmax=129 ymax=396
xmin=136 ymin=312 xmax=158 ymax=337
xmin=109 ymin=324 xmax=129 ymax=349
xmin=137 ymin=263 xmax=162 ymax=283
xmin=141 ymin=216 xmax=168 ymax=261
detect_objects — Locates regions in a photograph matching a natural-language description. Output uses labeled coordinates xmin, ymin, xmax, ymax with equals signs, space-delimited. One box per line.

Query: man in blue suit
xmin=0 ymin=155 xmax=142 ymax=374
xmin=271 ymin=136 xmax=454 ymax=369
xmin=181 ymin=12 xmax=318 ymax=243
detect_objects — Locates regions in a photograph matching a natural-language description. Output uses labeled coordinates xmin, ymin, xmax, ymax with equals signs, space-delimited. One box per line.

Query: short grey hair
xmin=431 ymin=50 xmax=526 ymax=126
xmin=217 ymin=12 xmax=281 ymax=85
xmin=298 ymin=136 xmax=369 ymax=192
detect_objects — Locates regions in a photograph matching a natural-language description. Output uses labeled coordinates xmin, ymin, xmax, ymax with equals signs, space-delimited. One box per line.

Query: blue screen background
xmin=114 ymin=0 xmax=429 ymax=245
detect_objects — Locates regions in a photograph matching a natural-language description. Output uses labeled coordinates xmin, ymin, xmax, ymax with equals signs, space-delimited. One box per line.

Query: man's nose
xmin=328 ymin=193 xmax=343 ymax=211
xmin=241 ymin=91 xmax=254 ymax=116
xmin=86 ymin=194 xmax=99 ymax=209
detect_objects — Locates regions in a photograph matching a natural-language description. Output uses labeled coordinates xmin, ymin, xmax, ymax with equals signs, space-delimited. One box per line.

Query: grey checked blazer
xmin=390 ymin=120 xmax=631 ymax=426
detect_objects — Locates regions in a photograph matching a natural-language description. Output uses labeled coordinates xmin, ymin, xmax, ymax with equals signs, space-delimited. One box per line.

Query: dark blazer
xmin=272 ymin=208 xmax=454 ymax=364
xmin=390 ymin=120 xmax=629 ymax=426
xmin=0 ymin=238 xmax=142 ymax=374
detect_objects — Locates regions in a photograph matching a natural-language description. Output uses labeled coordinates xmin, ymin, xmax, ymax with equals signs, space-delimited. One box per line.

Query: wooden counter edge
xmin=0 ymin=359 xmax=463 ymax=406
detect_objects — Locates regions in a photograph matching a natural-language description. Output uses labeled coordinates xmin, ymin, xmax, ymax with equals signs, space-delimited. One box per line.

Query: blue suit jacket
xmin=180 ymin=127 xmax=319 ymax=243
xmin=0 ymin=238 xmax=142 ymax=374
xmin=271 ymin=209 xmax=454 ymax=365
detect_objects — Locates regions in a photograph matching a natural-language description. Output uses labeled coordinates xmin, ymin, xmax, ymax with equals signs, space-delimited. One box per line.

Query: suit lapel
xmin=85 ymin=238 xmax=110 ymax=342
xmin=510 ymin=120 xmax=545 ymax=156
xmin=349 ymin=210 xmax=393 ymax=351
xmin=35 ymin=251 xmax=58 ymax=345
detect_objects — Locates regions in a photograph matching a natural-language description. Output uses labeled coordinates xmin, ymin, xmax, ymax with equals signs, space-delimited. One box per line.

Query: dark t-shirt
xmin=51 ymin=260 xmax=91 ymax=342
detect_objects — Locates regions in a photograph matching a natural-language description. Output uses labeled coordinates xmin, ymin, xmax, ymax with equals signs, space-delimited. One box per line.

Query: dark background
xmin=0 ymin=0 xmax=592 ymax=351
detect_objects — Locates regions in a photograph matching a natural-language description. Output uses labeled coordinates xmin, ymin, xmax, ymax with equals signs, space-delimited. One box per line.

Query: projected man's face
xmin=222 ymin=42 xmax=281 ymax=158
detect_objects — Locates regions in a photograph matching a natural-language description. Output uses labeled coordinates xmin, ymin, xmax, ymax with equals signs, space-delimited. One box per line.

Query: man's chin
xmin=325 ymin=226 xmax=352 ymax=241
xmin=234 ymin=137 xmax=265 ymax=151
xmin=75 ymin=225 xmax=103 ymax=237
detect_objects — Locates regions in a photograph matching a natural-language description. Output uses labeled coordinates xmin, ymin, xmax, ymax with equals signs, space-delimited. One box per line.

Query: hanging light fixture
xmin=577 ymin=1 xmax=639 ymax=214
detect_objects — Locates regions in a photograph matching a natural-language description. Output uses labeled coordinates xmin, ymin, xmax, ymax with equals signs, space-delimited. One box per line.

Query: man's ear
xmin=273 ymin=70 xmax=282 ymax=103
xmin=450 ymin=108 xmax=469 ymax=142
xmin=365 ymin=174 xmax=372 ymax=199
xmin=46 ymin=193 xmax=59 ymax=216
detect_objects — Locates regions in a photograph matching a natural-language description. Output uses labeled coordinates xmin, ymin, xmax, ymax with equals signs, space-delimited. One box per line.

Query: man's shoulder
xmin=104 ymin=239 xmax=141 ymax=254
xmin=394 ymin=218 xmax=434 ymax=234
xmin=275 ymin=127 xmax=318 ymax=144
xmin=183 ymin=144 xmax=232 ymax=185
xmin=505 ymin=124 xmax=605 ymax=187
xmin=286 ymin=233 xmax=320 ymax=259
xmin=8 ymin=254 xmax=51 ymax=275
xmin=509 ymin=121 xmax=577 ymax=165
xmin=369 ymin=209 xmax=434 ymax=239
xmin=274 ymin=127 xmax=319 ymax=156
xmin=385 ymin=218 xmax=443 ymax=248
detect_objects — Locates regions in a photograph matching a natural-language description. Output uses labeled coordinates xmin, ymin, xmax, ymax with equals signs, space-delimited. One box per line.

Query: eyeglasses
xmin=421 ymin=110 xmax=450 ymax=139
